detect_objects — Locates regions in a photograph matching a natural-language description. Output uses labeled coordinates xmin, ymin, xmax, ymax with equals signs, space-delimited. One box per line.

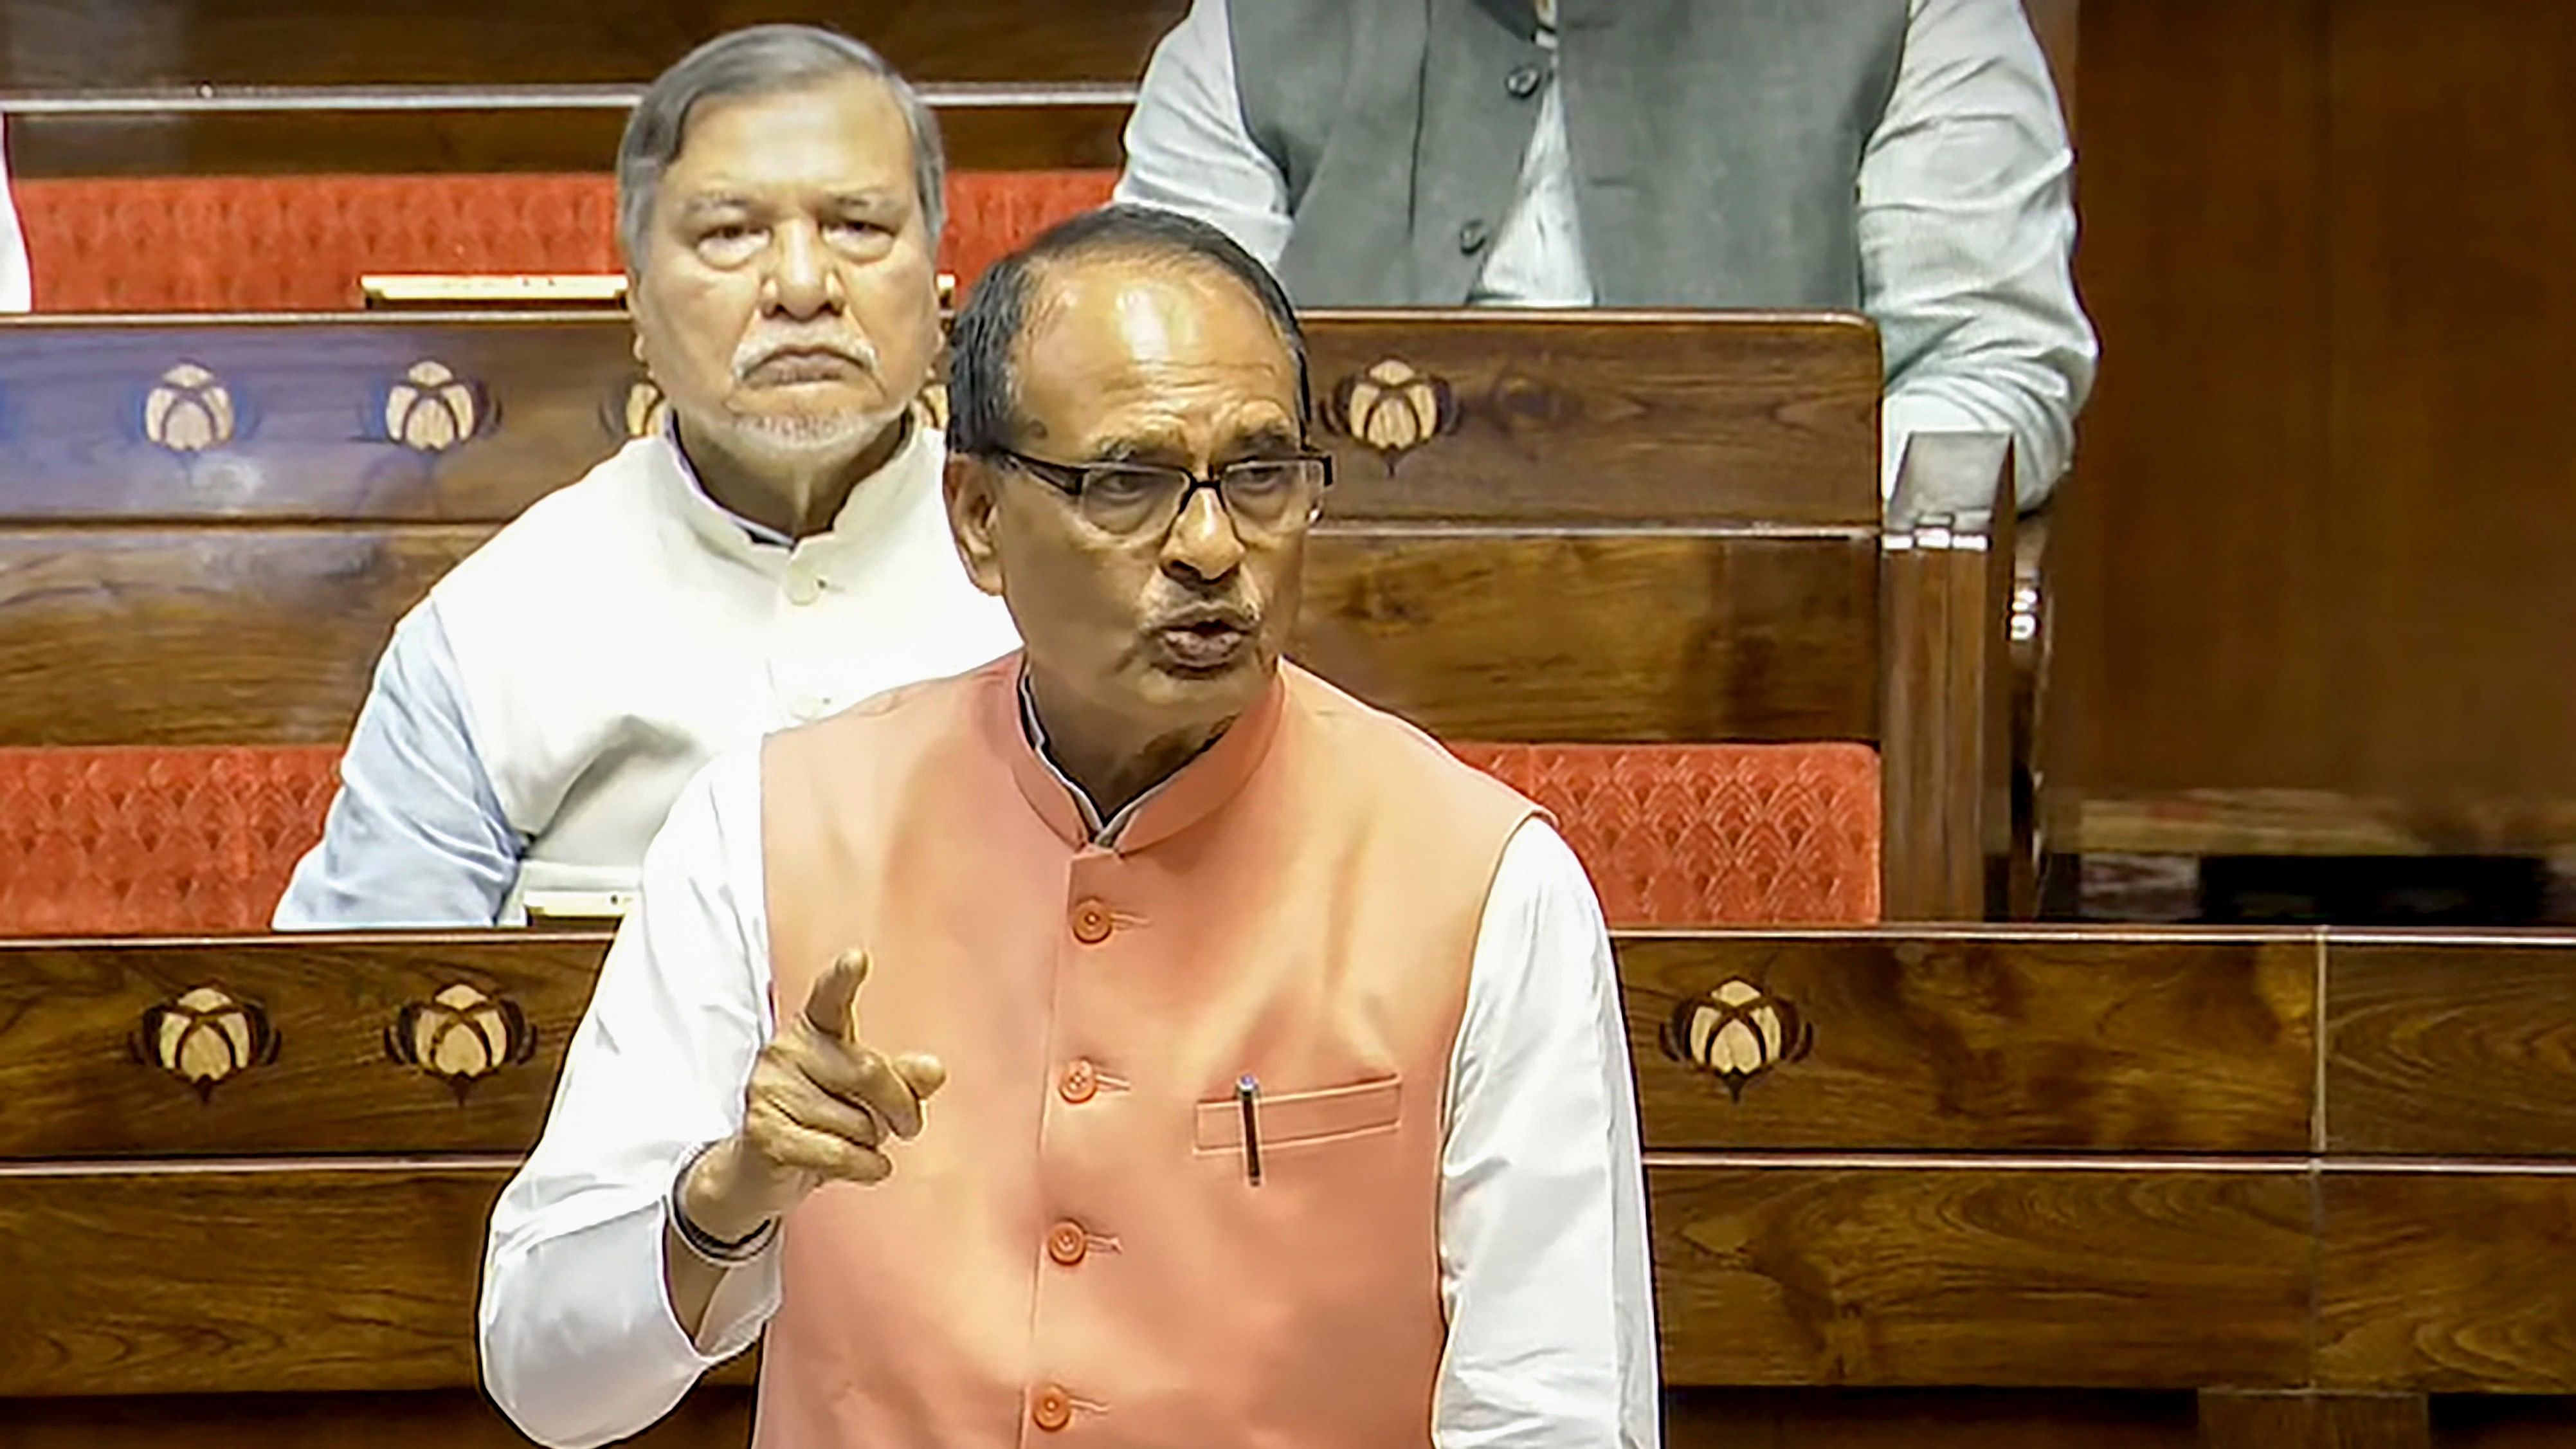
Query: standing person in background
xmin=1115 ymin=0 xmax=2097 ymax=507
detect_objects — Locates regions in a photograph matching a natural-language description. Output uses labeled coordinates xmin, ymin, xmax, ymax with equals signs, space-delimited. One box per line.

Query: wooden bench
xmin=0 ymin=308 xmax=2017 ymax=929
xmin=7 ymin=924 xmax=2571 ymax=1448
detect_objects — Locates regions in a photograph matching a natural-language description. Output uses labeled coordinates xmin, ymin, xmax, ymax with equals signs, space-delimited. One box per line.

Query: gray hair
xmin=950 ymin=205 xmax=1311 ymax=457
xmin=616 ymin=24 xmax=947 ymax=269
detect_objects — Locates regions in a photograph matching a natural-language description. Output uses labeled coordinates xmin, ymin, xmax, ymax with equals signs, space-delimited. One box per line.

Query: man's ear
xmin=943 ymin=453 xmax=1007 ymax=597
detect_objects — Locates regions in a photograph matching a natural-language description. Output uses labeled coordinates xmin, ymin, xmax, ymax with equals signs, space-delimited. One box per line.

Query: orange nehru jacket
xmin=757 ymin=654 xmax=1538 ymax=1448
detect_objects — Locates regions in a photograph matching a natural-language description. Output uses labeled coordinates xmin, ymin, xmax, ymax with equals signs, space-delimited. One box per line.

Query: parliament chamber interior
xmin=5 ymin=0 xmax=2576 ymax=1446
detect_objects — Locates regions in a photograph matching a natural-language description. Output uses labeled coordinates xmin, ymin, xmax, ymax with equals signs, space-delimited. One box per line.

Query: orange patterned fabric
xmin=1453 ymin=743 xmax=1882 ymax=925
xmin=17 ymin=170 xmax=1118 ymax=313
xmin=0 ymin=738 xmax=1877 ymax=934
xmin=0 ymin=746 xmax=340 ymax=936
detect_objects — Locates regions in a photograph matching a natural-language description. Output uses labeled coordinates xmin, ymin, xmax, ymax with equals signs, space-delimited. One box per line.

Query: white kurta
xmin=428 ymin=421 xmax=1019 ymax=913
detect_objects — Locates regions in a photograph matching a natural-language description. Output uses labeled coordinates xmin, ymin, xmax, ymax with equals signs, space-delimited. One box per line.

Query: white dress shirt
xmin=1 ymin=117 xmax=31 ymax=312
xmin=1114 ymin=0 xmax=2099 ymax=504
xmin=480 ymin=748 xmax=1661 ymax=1449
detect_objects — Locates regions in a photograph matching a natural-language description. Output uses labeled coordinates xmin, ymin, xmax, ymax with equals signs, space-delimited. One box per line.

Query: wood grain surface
xmin=1651 ymin=1163 xmax=2314 ymax=1389
xmin=0 ymin=935 xmax=611 ymax=1158
xmin=1297 ymin=531 xmax=1876 ymax=743
xmin=1664 ymin=1387 xmax=2197 ymax=1449
xmin=1305 ymin=311 xmax=1880 ymax=527
xmin=2327 ymin=938 xmax=2576 ymax=1156
xmin=2197 ymin=1391 xmax=2431 ymax=1449
xmin=0 ymin=0 xmax=1185 ymax=88
xmin=0 ymin=1162 xmax=511 ymax=1395
xmin=1620 ymin=933 xmax=2314 ymax=1152
xmin=0 ymin=316 xmax=633 ymax=522
xmin=2318 ymin=1171 xmax=2576 ymax=1394
xmin=12 ymin=105 xmax=1131 ymax=179
xmin=0 ymin=526 xmax=489 ymax=745
xmin=0 ymin=1386 xmax=751 ymax=1448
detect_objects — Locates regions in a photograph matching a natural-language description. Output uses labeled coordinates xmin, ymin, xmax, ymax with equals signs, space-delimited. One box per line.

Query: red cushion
xmin=0 ymin=745 xmax=340 ymax=936
xmin=1453 ymin=743 xmax=1882 ymax=926
xmin=17 ymin=170 xmax=1118 ymax=313
xmin=0 ymin=738 xmax=1879 ymax=935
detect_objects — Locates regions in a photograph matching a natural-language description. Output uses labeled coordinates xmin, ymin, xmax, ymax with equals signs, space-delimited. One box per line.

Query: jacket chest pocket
xmin=1192 ymin=1076 xmax=1404 ymax=1157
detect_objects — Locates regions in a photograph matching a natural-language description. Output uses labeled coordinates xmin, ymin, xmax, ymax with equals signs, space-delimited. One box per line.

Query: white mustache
xmin=733 ymin=331 xmax=881 ymax=379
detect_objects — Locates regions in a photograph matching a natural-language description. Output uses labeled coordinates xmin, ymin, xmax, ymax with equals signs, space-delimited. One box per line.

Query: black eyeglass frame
xmin=983 ymin=446 xmax=1337 ymax=534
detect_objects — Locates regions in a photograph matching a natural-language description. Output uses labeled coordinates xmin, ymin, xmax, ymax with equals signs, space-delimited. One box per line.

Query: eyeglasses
xmin=990 ymin=448 xmax=1334 ymax=539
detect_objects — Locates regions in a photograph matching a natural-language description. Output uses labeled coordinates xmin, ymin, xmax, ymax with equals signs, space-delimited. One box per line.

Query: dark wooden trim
xmin=2197 ymin=1392 xmax=2431 ymax=1449
xmin=1879 ymin=433 xmax=2017 ymax=918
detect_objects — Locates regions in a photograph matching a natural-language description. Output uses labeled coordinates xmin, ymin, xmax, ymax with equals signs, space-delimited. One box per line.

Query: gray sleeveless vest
xmin=1229 ymin=0 xmax=1907 ymax=307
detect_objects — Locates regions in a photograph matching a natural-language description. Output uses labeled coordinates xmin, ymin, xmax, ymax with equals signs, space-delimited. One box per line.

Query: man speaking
xmin=479 ymin=207 xmax=1656 ymax=1447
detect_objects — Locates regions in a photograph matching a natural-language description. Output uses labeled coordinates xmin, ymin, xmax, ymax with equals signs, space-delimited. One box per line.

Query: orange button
xmin=1059 ymin=1059 xmax=1098 ymax=1104
xmin=1031 ymin=1383 xmax=1073 ymax=1432
xmin=1047 ymin=1221 xmax=1089 ymax=1266
xmin=1071 ymin=899 xmax=1114 ymax=945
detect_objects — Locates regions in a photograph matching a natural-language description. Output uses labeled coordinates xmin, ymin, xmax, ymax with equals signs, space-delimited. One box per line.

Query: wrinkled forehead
xmin=661 ymin=75 xmax=917 ymax=203
xmin=1013 ymin=260 xmax=1299 ymax=451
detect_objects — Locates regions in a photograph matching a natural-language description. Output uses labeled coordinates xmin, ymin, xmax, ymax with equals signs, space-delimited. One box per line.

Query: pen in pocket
xmin=1236 ymin=1074 xmax=1263 ymax=1186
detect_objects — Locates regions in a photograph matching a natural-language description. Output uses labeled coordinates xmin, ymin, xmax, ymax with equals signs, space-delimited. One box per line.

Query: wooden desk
xmin=7 ymin=927 xmax=2576 ymax=1447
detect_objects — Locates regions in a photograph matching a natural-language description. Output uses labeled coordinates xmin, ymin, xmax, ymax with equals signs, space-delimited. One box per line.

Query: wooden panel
xmin=0 ymin=1387 xmax=752 ymax=1449
xmin=2319 ymin=0 xmax=2576 ymax=809
xmin=1652 ymin=1163 xmax=2314 ymax=1389
xmin=0 ymin=936 xmax=612 ymax=1159
xmin=2436 ymin=1397 xmax=2576 ymax=1449
xmin=0 ymin=0 xmax=1186 ymax=87
xmin=1296 ymin=531 xmax=1876 ymax=743
xmin=1305 ymin=312 xmax=1881 ymax=528
xmin=1665 ymin=1387 xmax=2198 ymax=1449
xmin=2319 ymin=1172 xmax=2576 ymax=1394
xmin=2327 ymin=937 xmax=2576 ymax=1156
xmin=10 ymin=105 xmax=1129 ymax=178
xmin=1619 ymin=932 xmax=2314 ymax=1153
xmin=0 ymin=527 xmax=489 ymax=745
xmin=0 ymin=1162 xmax=507 ymax=1395
xmin=2052 ymin=0 xmax=2332 ymax=807
xmin=0 ymin=315 xmax=633 ymax=522
xmin=2064 ymin=1 xmax=2576 ymax=848
xmin=2199 ymin=1392 xmax=2432 ymax=1449
xmin=1878 ymin=433 xmax=2017 ymax=918
xmin=0 ymin=313 xmax=1868 ymax=528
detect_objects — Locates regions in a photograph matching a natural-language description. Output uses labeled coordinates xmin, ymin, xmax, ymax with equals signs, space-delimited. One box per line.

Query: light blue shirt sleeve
xmin=273 ymin=603 xmax=526 ymax=929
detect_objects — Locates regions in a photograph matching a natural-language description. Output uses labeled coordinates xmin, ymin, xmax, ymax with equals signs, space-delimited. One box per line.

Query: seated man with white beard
xmin=276 ymin=25 xmax=1017 ymax=927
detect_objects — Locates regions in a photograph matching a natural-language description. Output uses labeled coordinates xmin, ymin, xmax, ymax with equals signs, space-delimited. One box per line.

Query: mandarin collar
xmin=974 ymin=654 xmax=1289 ymax=855
xmin=658 ymin=412 xmax=941 ymax=560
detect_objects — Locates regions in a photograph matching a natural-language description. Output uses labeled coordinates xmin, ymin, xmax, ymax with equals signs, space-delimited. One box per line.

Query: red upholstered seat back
xmin=0 ymin=741 xmax=1880 ymax=934
xmin=1455 ymin=743 xmax=1882 ymax=925
xmin=0 ymin=746 xmax=340 ymax=937
xmin=15 ymin=170 xmax=1119 ymax=313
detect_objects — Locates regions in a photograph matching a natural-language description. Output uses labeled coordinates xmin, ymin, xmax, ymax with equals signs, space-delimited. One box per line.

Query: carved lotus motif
xmin=386 ymin=983 xmax=538 ymax=1100
xmin=1327 ymin=358 xmax=1457 ymax=469
xmin=143 ymin=363 xmax=237 ymax=453
xmin=1661 ymin=978 xmax=1813 ymax=1103
xmin=385 ymin=360 xmax=483 ymax=452
xmin=133 ymin=985 xmax=279 ymax=1100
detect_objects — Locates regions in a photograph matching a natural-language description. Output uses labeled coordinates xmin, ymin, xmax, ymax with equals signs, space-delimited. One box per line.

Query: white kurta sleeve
xmin=0 ymin=116 xmax=26 ymax=313
xmin=1111 ymin=0 xmax=1295 ymax=268
xmin=1863 ymin=0 xmax=2099 ymax=506
xmin=1435 ymin=820 xmax=1660 ymax=1449
xmin=478 ymin=749 xmax=779 ymax=1449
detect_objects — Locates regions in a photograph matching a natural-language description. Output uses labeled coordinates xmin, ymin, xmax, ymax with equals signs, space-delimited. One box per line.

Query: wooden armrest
xmin=1879 ymin=432 xmax=2023 ymax=918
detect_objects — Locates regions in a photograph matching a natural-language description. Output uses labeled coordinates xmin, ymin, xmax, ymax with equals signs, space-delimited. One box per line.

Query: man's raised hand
xmin=678 ymin=949 xmax=948 ymax=1244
